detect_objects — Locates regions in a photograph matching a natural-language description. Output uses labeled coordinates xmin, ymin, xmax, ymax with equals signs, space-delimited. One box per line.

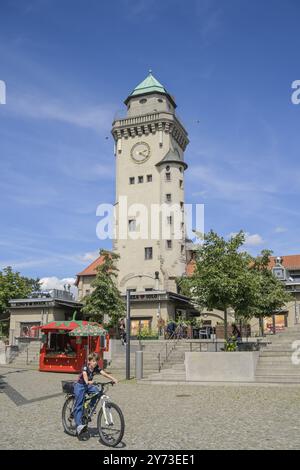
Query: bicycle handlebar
xmin=93 ymin=380 xmax=115 ymax=387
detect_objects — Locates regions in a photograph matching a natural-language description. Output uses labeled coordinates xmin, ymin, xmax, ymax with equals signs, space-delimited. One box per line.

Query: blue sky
xmin=0 ymin=0 xmax=300 ymax=286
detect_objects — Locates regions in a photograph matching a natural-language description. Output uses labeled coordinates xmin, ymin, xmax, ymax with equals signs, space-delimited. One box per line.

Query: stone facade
xmin=111 ymin=72 xmax=189 ymax=294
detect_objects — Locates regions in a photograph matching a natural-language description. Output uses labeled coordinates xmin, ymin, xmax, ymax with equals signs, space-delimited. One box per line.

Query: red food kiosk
xmin=35 ymin=320 xmax=109 ymax=373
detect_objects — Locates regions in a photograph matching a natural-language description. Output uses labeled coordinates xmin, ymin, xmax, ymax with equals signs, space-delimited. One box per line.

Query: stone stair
xmin=107 ymin=340 xmax=191 ymax=379
xmin=255 ymin=325 xmax=300 ymax=383
xmin=137 ymin=341 xmax=192 ymax=383
xmin=9 ymin=341 xmax=41 ymax=369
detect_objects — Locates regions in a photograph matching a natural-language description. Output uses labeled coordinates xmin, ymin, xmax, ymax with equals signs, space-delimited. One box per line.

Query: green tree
xmin=248 ymin=250 xmax=292 ymax=334
xmin=82 ymin=250 xmax=125 ymax=325
xmin=178 ymin=232 xmax=292 ymax=339
xmin=179 ymin=231 xmax=252 ymax=339
xmin=0 ymin=266 xmax=40 ymax=336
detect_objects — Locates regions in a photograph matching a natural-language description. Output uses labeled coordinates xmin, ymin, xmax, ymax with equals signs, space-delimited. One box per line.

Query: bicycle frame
xmin=82 ymin=386 xmax=114 ymax=426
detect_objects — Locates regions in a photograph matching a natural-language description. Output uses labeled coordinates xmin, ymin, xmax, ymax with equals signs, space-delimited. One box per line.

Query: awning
xmin=32 ymin=320 xmax=90 ymax=332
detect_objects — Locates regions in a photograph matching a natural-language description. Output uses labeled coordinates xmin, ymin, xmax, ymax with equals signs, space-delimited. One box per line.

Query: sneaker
xmin=76 ymin=424 xmax=87 ymax=436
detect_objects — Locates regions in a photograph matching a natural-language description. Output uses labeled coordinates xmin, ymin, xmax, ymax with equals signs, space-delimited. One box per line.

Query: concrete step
xmin=260 ymin=351 xmax=294 ymax=357
xmin=171 ymin=363 xmax=185 ymax=370
xmin=255 ymin=364 xmax=300 ymax=377
xmin=144 ymin=373 xmax=186 ymax=381
xmin=255 ymin=375 xmax=300 ymax=383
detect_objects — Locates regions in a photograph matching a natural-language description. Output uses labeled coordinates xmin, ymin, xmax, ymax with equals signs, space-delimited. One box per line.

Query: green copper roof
xmin=130 ymin=71 xmax=167 ymax=97
xmin=156 ymin=148 xmax=188 ymax=170
xmin=125 ymin=71 xmax=176 ymax=107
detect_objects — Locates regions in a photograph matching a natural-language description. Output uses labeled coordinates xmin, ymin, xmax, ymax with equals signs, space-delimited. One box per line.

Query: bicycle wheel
xmin=97 ymin=402 xmax=125 ymax=447
xmin=62 ymin=396 xmax=77 ymax=436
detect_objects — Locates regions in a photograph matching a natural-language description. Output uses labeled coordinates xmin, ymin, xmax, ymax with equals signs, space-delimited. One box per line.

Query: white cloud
xmin=275 ymin=226 xmax=288 ymax=233
xmin=73 ymin=251 xmax=100 ymax=264
xmin=229 ymin=232 xmax=264 ymax=246
xmin=7 ymin=93 xmax=114 ymax=132
xmin=244 ymin=233 xmax=264 ymax=246
xmin=40 ymin=276 xmax=77 ymax=297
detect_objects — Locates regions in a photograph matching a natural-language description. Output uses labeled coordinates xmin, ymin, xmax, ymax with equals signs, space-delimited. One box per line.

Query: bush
xmin=139 ymin=326 xmax=159 ymax=340
xmin=224 ymin=335 xmax=238 ymax=352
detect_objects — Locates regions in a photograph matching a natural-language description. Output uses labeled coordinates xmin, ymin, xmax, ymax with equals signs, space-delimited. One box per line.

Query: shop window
xmin=20 ymin=323 xmax=40 ymax=338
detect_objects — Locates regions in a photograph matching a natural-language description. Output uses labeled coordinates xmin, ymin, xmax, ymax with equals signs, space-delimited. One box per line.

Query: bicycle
xmin=61 ymin=380 xmax=125 ymax=447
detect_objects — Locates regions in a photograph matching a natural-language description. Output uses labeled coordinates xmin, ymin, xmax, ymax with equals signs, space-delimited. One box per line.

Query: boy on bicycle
xmin=74 ymin=352 xmax=118 ymax=436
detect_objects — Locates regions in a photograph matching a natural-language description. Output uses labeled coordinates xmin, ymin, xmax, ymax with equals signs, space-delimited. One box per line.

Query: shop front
xmin=35 ymin=320 xmax=109 ymax=373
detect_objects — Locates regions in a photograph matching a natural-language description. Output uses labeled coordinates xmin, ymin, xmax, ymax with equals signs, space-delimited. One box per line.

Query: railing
xmin=157 ymin=325 xmax=182 ymax=372
xmin=188 ymin=340 xmax=218 ymax=353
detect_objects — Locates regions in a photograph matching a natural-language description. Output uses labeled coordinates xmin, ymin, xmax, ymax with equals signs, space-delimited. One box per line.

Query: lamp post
xmin=126 ymin=288 xmax=132 ymax=380
xmin=125 ymin=272 xmax=160 ymax=381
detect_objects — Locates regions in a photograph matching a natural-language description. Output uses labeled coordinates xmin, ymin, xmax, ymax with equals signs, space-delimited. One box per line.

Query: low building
xmin=8 ymin=289 xmax=82 ymax=346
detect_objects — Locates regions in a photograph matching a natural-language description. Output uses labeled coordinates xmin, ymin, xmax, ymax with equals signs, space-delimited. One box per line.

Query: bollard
xmin=135 ymin=350 xmax=143 ymax=380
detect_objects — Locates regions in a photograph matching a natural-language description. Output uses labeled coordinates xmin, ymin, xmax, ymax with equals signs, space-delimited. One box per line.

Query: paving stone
xmin=0 ymin=366 xmax=300 ymax=450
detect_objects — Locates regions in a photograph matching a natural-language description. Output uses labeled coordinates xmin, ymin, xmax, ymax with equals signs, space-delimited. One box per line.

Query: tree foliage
xmin=178 ymin=231 xmax=291 ymax=326
xmin=0 ymin=266 xmax=40 ymax=336
xmin=82 ymin=250 xmax=125 ymax=324
xmin=0 ymin=266 xmax=40 ymax=318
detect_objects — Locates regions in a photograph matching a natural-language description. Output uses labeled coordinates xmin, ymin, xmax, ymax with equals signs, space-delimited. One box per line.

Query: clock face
xmin=130 ymin=142 xmax=150 ymax=163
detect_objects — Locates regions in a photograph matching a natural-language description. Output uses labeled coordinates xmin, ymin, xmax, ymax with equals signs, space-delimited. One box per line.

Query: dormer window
xmin=139 ymin=98 xmax=147 ymax=104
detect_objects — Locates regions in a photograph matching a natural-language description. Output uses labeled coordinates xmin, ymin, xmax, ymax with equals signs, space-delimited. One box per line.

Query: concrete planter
xmin=0 ymin=340 xmax=6 ymax=364
xmin=185 ymin=351 xmax=260 ymax=382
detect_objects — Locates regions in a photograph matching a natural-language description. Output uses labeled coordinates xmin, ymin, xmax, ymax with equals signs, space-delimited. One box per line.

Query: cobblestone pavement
xmin=1 ymin=366 xmax=300 ymax=450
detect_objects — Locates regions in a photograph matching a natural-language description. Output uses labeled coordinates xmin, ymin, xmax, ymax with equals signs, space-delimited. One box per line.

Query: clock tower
xmin=112 ymin=72 xmax=190 ymax=323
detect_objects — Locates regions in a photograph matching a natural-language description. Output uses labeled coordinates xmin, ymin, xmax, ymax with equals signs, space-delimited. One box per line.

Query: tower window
xmin=139 ymin=98 xmax=147 ymax=104
xmin=166 ymin=166 xmax=170 ymax=171
xmin=129 ymin=177 xmax=135 ymax=185
xmin=165 ymin=172 xmax=171 ymax=181
xmin=179 ymin=180 xmax=183 ymax=188
xmin=147 ymin=174 xmax=152 ymax=182
xmin=158 ymin=98 xmax=163 ymax=103
xmin=166 ymin=194 xmax=172 ymax=202
xmin=145 ymin=247 xmax=153 ymax=260
xmin=179 ymin=167 xmax=183 ymax=172
xmin=128 ymin=219 xmax=136 ymax=232
xmin=138 ymin=176 xmax=144 ymax=184
xmin=180 ymin=202 xmax=184 ymax=209
xmin=167 ymin=216 xmax=173 ymax=225
xmin=166 ymin=240 xmax=172 ymax=249
xmin=181 ymin=245 xmax=184 ymax=254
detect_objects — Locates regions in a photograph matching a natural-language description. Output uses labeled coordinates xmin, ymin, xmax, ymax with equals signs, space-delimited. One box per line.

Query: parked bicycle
xmin=62 ymin=380 xmax=125 ymax=447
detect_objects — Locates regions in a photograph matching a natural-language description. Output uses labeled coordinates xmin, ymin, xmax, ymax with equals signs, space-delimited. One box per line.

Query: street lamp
xmin=125 ymin=272 xmax=159 ymax=380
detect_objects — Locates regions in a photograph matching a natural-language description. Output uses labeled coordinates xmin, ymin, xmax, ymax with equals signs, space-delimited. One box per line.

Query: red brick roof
xmin=269 ymin=255 xmax=300 ymax=270
xmin=75 ymin=255 xmax=105 ymax=286
xmin=186 ymin=254 xmax=300 ymax=277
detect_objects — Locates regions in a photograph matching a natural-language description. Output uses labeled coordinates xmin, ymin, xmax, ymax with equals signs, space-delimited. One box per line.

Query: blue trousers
xmin=73 ymin=383 xmax=100 ymax=427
